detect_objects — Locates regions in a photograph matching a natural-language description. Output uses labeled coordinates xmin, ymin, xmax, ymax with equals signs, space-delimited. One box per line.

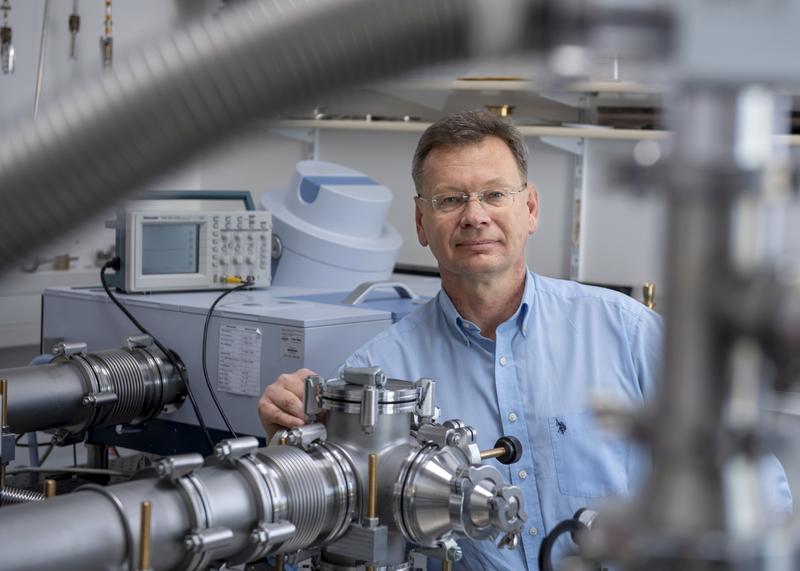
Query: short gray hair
xmin=411 ymin=110 xmax=529 ymax=193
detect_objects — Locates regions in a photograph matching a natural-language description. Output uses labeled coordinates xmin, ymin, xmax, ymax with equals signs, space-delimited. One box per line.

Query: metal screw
xmin=447 ymin=546 xmax=462 ymax=561
xmin=250 ymin=529 xmax=266 ymax=544
xmin=184 ymin=535 xmax=201 ymax=552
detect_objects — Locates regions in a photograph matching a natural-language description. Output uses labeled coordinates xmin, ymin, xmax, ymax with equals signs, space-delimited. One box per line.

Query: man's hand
xmin=258 ymin=368 xmax=315 ymax=438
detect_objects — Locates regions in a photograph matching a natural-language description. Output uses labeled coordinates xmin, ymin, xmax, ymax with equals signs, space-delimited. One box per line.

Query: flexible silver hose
xmin=3 ymin=346 xmax=183 ymax=436
xmin=0 ymin=486 xmax=45 ymax=505
xmin=0 ymin=0 xmax=537 ymax=275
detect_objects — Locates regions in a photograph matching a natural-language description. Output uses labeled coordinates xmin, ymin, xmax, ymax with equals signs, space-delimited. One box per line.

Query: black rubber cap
xmin=494 ymin=435 xmax=523 ymax=465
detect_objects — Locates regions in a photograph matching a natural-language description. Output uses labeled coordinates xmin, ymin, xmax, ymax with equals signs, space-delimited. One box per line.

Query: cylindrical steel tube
xmin=0 ymin=437 xmax=356 ymax=571
xmin=3 ymin=362 xmax=93 ymax=434
xmin=2 ymin=346 xmax=183 ymax=436
xmin=0 ymin=461 xmax=259 ymax=570
xmin=640 ymin=84 xmax=777 ymax=536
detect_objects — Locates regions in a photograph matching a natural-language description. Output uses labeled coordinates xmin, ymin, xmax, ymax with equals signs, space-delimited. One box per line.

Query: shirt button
xmin=529 ymin=527 xmax=538 ymax=537
xmin=499 ymin=356 xmax=508 ymax=366
xmin=518 ymin=469 xmax=527 ymax=479
xmin=508 ymin=412 xmax=518 ymax=423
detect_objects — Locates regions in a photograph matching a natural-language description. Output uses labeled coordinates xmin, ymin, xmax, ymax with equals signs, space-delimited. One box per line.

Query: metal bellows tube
xmin=0 ymin=368 xmax=526 ymax=570
xmin=2 ymin=344 xmax=184 ymax=437
xmin=257 ymin=445 xmax=347 ymax=553
xmin=0 ymin=439 xmax=355 ymax=571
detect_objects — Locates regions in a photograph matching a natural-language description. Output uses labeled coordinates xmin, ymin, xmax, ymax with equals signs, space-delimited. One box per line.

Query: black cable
xmin=538 ymin=518 xmax=587 ymax=571
xmin=100 ymin=259 xmax=214 ymax=454
xmin=14 ymin=433 xmax=50 ymax=448
xmin=202 ymin=281 xmax=253 ymax=439
xmin=38 ymin=443 xmax=55 ymax=466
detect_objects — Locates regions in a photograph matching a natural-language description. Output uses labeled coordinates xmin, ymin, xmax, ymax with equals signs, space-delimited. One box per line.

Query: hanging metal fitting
xmin=285 ymin=423 xmax=327 ymax=450
xmin=0 ymin=27 xmax=13 ymax=74
xmin=249 ymin=520 xmax=296 ymax=548
xmin=184 ymin=527 xmax=234 ymax=553
xmin=125 ymin=335 xmax=153 ymax=350
xmin=214 ymin=437 xmax=259 ymax=463
xmin=81 ymin=391 xmax=118 ymax=408
xmin=415 ymin=378 xmax=437 ymax=422
xmin=154 ymin=454 xmax=204 ymax=482
xmin=52 ymin=342 xmax=87 ymax=357
xmin=303 ymin=375 xmax=325 ymax=421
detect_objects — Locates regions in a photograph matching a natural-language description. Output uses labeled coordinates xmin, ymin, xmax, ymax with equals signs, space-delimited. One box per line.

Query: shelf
xmin=380 ymin=79 xmax=662 ymax=95
xmin=271 ymin=119 xmax=800 ymax=146
xmin=270 ymin=119 xmax=668 ymax=141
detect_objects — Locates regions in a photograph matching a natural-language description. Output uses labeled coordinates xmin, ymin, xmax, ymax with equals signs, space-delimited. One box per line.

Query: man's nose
xmin=460 ymin=195 xmax=490 ymax=225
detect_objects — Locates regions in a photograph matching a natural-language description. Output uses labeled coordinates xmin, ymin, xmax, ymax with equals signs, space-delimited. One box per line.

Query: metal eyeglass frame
xmin=415 ymin=185 xmax=526 ymax=214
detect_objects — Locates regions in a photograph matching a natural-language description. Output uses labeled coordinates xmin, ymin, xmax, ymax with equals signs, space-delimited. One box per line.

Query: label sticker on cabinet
xmin=281 ymin=327 xmax=304 ymax=360
xmin=218 ymin=322 xmax=262 ymax=397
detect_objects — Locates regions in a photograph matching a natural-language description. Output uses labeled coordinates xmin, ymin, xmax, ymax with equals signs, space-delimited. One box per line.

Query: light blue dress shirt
xmin=343 ymin=270 xmax=791 ymax=570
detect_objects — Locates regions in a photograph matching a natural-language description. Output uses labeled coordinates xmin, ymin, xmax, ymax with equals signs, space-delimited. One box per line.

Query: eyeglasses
xmin=416 ymin=186 xmax=526 ymax=214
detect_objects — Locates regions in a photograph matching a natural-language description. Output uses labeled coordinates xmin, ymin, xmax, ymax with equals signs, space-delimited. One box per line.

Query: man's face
xmin=415 ymin=136 xmax=539 ymax=280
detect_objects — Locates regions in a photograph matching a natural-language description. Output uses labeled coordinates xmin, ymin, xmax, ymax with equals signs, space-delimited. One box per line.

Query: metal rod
xmin=1 ymin=378 xmax=7 ymax=427
xmin=643 ymin=282 xmax=656 ymax=309
xmin=138 ymin=500 xmax=152 ymax=571
xmin=1 ymin=379 xmax=7 ymax=489
xmin=43 ymin=479 xmax=56 ymax=498
xmin=368 ymin=453 xmax=378 ymax=519
xmin=365 ymin=452 xmax=379 ymax=571
xmin=480 ymin=447 xmax=506 ymax=461
xmin=443 ymin=561 xmax=452 ymax=571
xmin=33 ymin=0 xmax=51 ymax=119
xmin=274 ymin=429 xmax=285 ymax=571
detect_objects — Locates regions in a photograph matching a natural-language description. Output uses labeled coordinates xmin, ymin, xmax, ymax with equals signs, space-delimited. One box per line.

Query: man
xmin=258 ymin=111 xmax=788 ymax=569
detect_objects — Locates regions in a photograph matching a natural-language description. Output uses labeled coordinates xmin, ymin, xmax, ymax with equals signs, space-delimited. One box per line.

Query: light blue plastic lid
xmin=261 ymin=161 xmax=402 ymax=273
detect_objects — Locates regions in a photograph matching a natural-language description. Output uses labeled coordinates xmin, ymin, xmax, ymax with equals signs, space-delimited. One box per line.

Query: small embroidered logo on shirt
xmin=556 ymin=419 xmax=567 ymax=434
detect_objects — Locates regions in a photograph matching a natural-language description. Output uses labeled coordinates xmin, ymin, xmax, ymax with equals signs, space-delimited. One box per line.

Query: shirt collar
xmin=436 ymin=269 xmax=535 ymax=341
xmin=518 ymin=269 xmax=534 ymax=336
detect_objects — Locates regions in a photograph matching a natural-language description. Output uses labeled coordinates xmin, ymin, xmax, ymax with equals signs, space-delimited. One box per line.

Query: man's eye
xmin=485 ymin=191 xmax=507 ymax=201
xmin=438 ymin=195 xmax=462 ymax=205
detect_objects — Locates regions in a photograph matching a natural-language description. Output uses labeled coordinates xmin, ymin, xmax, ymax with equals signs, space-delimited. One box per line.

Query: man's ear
xmin=415 ymin=200 xmax=429 ymax=247
xmin=527 ymin=184 xmax=540 ymax=235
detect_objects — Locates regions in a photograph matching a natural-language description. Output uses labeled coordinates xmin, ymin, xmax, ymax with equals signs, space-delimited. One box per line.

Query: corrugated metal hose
xmin=0 ymin=0 xmax=535 ymax=275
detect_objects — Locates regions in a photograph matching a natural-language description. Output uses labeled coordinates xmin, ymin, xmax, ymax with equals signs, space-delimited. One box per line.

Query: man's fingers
xmin=259 ymin=368 xmax=321 ymax=437
xmin=278 ymin=390 xmax=304 ymax=418
xmin=280 ymin=368 xmax=318 ymax=398
xmin=269 ymin=407 xmax=306 ymax=429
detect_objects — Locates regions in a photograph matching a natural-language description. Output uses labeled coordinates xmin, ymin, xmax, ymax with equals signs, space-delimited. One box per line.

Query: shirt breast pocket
xmin=549 ymin=411 xmax=631 ymax=498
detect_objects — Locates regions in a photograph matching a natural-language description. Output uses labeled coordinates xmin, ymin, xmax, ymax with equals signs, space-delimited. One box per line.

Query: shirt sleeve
xmin=339 ymin=346 xmax=373 ymax=374
xmin=628 ymin=306 xmax=664 ymax=401
xmin=761 ymin=454 xmax=794 ymax=515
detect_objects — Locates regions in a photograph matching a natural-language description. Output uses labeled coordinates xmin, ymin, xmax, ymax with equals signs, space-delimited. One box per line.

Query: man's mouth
xmin=457 ymin=239 xmax=497 ymax=248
